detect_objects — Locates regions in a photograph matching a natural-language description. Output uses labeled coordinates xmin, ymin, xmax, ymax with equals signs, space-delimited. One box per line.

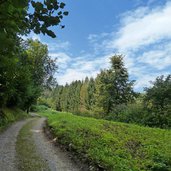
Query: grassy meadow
xmin=38 ymin=107 xmax=171 ymax=171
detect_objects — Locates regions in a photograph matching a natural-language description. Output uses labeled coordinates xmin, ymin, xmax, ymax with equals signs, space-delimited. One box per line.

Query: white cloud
xmin=47 ymin=41 xmax=70 ymax=51
xmin=21 ymin=32 xmax=41 ymax=41
xmin=107 ymin=2 xmax=171 ymax=52
xmin=56 ymin=54 xmax=111 ymax=85
xmin=57 ymin=68 xmax=98 ymax=85
xmin=53 ymin=1 xmax=171 ymax=91
xmin=100 ymin=1 xmax=171 ymax=90
xmin=49 ymin=52 xmax=71 ymax=69
xmin=134 ymin=71 xmax=170 ymax=89
xmin=134 ymin=74 xmax=157 ymax=89
xmin=32 ymin=34 xmax=41 ymax=41
xmin=138 ymin=44 xmax=171 ymax=70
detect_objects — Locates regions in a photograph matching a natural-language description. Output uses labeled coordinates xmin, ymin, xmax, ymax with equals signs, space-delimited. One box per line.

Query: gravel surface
xmin=32 ymin=118 xmax=82 ymax=171
xmin=0 ymin=119 xmax=31 ymax=171
xmin=0 ymin=117 xmax=84 ymax=171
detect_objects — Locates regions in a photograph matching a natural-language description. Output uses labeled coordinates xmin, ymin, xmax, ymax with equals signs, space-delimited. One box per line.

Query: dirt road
xmin=0 ymin=117 xmax=82 ymax=171
xmin=0 ymin=119 xmax=31 ymax=171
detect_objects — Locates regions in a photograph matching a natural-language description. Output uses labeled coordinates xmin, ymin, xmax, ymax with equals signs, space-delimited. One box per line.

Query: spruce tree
xmin=87 ymin=78 xmax=96 ymax=110
xmin=80 ymin=77 xmax=89 ymax=113
xmin=94 ymin=55 xmax=135 ymax=116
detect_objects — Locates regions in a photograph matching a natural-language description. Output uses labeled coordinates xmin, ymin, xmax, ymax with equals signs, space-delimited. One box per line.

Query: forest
xmin=39 ymin=55 xmax=171 ymax=129
xmin=0 ymin=1 xmax=171 ymax=170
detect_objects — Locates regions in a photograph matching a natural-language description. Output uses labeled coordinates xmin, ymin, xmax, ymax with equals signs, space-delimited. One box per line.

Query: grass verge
xmin=16 ymin=119 xmax=50 ymax=171
xmin=0 ymin=108 xmax=28 ymax=132
xmin=41 ymin=110 xmax=171 ymax=171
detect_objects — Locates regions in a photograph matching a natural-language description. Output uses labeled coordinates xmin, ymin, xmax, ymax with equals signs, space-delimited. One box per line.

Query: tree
xmin=0 ymin=0 xmax=68 ymax=40
xmin=24 ymin=39 xmax=57 ymax=112
xmin=94 ymin=70 xmax=113 ymax=115
xmin=0 ymin=0 xmax=68 ymax=110
xmin=144 ymin=75 xmax=171 ymax=128
xmin=25 ymin=39 xmax=57 ymax=88
xmin=87 ymin=78 xmax=95 ymax=110
xmin=80 ymin=78 xmax=89 ymax=113
xmin=0 ymin=39 xmax=57 ymax=112
xmin=94 ymin=55 xmax=136 ymax=116
xmin=52 ymin=85 xmax=63 ymax=111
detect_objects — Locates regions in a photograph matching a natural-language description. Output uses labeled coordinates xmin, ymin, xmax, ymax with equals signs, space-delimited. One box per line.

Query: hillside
xmin=40 ymin=109 xmax=171 ymax=171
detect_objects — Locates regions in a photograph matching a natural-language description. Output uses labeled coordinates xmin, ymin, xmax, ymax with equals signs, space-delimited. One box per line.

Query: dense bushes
xmin=106 ymin=103 xmax=146 ymax=124
xmin=43 ymin=111 xmax=171 ymax=171
xmin=143 ymin=75 xmax=171 ymax=128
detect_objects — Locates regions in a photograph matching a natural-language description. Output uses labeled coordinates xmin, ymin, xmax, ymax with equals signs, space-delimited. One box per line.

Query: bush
xmin=106 ymin=103 xmax=146 ymax=124
xmin=143 ymin=105 xmax=171 ymax=129
xmin=31 ymin=105 xmax=49 ymax=112
xmin=0 ymin=108 xmax=27 ymax=131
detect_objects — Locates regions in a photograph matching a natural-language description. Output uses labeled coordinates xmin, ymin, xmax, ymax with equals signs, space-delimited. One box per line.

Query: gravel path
xmin=0 ymin=119 xmax=31 ymax=171
xmin=0 ymin=117 xmax=84 ymax=171
xmin=32 ymin=118 xmax=82 ymax=171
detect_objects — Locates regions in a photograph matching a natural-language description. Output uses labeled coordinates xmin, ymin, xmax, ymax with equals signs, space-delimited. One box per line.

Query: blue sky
xmin=29 ymin=0 xmax=171 ymax=91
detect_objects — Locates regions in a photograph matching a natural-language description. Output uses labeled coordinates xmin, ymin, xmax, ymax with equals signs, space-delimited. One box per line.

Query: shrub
xmin=106 ymin=103 xmax=146 ymax=124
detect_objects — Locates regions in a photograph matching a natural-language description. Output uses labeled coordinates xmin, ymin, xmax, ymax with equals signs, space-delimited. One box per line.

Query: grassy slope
xmin=39 ymin=109 xmax=171 ymax=171
xmin=0 ymin=108 xmax=28 ymax=132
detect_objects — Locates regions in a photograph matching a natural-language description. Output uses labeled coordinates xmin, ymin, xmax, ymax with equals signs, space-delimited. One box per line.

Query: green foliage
xmin=144 ymin=75 xmax=171 ymax=128
xmin=49 ymin=55 xmax=136 ymax=119
xmin=51 ymin=81 xmax=83 ymax=113
xmin=106 ymin=103 xmax=146 ymax=124
xmin=0 ymin=108 xmax=27 ymax=131
xmin=26 ymin=39 xmax=57 ymax=89
xmin=94 ymin=55 xmax=136 ymax=115
xmin=31 ymin=105 xmax=49 ymax=112
xmin=0 ymin=0 xmax=67 ymax=113
xmin=0 ymin=0 xmax=68 ymax=40
xmin=42 ymin=110 xmax=171 ymax=171
xmin=35 ymin=105 xmax=59 ymax=117
xmin=80 ymin=77 xmax=89 ymax=113
xmin=0 ymin=38 xmax=57 ymax=113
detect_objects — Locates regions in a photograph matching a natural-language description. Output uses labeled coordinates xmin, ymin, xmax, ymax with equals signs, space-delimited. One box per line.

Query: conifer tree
xmin=94 ymin=55 xmax=135 ymax=116
xmin=87 ymin=78 xmax=95 ymax=110
xmin=80 ymin=77 xmax=89 ymax=113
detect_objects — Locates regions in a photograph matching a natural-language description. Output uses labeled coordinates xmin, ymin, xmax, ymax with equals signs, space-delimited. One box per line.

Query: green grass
xmin=16 ymin=119 xmax=50 ymax=171
xmin=33 ymin=105 xmax=59 ymax=116
xmin=40 ymin=110 xmax=171 ymax=171
xmin=0 ymin=108 xmax=28 ymax=132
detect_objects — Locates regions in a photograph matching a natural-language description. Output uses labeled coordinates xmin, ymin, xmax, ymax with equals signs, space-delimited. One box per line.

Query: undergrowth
xmin=0 ymin=108 xmax=28 ymax=132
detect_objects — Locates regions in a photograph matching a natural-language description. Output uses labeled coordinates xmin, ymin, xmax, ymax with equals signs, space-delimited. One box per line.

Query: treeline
xmin=40 ymin=55 xmax=171 ymax=128
xmin=0 ymin=0 xmax=68 ymax=112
